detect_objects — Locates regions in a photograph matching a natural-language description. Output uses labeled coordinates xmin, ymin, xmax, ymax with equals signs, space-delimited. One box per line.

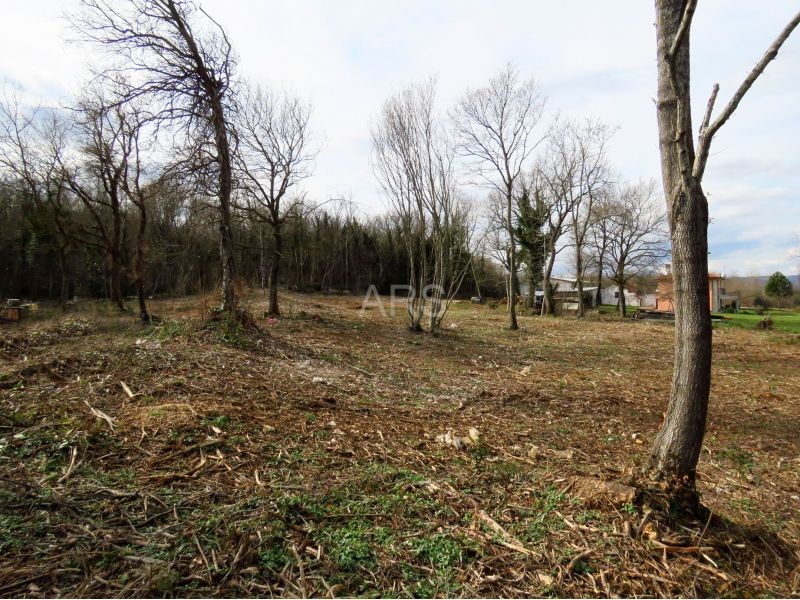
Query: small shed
xmin=1 ymin=299 xmax=38 ymax=321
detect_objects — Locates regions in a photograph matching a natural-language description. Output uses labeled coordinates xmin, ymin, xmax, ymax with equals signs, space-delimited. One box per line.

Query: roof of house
xmin=551 ymin=277 xmax=591 ymax=284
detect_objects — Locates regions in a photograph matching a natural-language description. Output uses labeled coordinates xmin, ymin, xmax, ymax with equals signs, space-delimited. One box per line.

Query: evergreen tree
xmin=765 ymin=271 xmax=793 ymax=308
xmin=514 ymin=186 xmax=547 ymax=307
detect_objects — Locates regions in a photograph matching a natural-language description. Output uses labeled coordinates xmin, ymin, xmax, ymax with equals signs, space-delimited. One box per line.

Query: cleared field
xmin=1 ymin=293 xmax=798 ymax=597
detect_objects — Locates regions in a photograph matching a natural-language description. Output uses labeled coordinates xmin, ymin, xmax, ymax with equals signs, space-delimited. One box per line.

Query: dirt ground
xmin=1 ymin=292 xmax=799 ymax=598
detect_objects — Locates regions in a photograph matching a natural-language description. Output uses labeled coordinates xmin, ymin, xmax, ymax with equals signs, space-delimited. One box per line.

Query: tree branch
xmin=694 ymin=10 xmax=800 ymax=179
xmin=668 ymin=0 xmax=698 ymax=60
xmin=698 ymin=83 xmax=719 ymax=136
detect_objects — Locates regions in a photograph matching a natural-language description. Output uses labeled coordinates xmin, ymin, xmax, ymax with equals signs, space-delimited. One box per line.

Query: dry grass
xmin=0 ymin=292 xmax=798 ymax=597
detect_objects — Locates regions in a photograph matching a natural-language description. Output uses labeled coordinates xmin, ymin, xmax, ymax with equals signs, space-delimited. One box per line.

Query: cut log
xmin=572 ymin=477 xmax=637 ymax=506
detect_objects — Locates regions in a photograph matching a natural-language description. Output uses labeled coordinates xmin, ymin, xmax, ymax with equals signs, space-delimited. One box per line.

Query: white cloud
xmin=1 ymin=0 xmax=798 ymax=272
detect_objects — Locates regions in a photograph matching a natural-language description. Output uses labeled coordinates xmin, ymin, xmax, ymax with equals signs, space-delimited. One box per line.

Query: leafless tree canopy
xmin=71 ymin=0 xmax=236 ymax=131
xmin=372 ymin=80 xmax=471 ymax=332
xmin=71 ymin=0 xmax=241 ymax=313
xmin=561 ymin=119 xmax=613 ymax=317
xmin=604 ymin=180 xmax=669 ymax=315
xmin=452 ymin=65 xmax=546 ymax=329
xmin=235 ymin=83 xmax=316 ymax=315
xmin=0 ymin=90 xmax=75 ymax=306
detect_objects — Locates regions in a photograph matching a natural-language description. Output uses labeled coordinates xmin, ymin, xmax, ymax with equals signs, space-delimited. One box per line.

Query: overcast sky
xmin=2 ymin=1 xmax=798 ymax=276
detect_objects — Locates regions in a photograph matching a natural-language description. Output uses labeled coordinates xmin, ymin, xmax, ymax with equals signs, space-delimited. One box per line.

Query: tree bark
xmin=135 ymin=203 xmax=150 ymax=322
xmin=576 ymin=253 xmax=585 ymax=318
xmin=595 ymin=236 xmax=607 ymax=307
xmin=110 ymin=198 xmax=125 ymax=311
xmin=58 ymin=247 xmax=69 ymax=311
xmin=267 ymin=224 xmax=282 ymax=315
xmin=259 ymin=226 xmax=268 ymax=289
xmin=618 ymin=280 xmax=627 ymax=318
xmin=163 ymin=0 xmax=238 ymax=315
xmin=214 ymin=102 xmax=237 ymax=314
xmin=650 ymin=0 xmax=712 ymax=499
xmin=506 ymin=190 xmax=518 ymax=330
xmin=541 ymin=241 xmax=556 ymax=316
xmin=595 ymin=264 xmax=603 ymax=307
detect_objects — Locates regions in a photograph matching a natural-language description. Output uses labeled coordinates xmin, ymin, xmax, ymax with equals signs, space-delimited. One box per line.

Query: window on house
xmin=614 ymin=292 xmax=619 ymax=298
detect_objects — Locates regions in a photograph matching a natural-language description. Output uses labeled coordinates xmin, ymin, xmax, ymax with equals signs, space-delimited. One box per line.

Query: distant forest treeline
xmin=0 ymin=191 xmax=506 ymax=302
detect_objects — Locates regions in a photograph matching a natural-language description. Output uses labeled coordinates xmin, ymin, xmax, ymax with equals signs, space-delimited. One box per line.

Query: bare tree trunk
xmin=216 ymin=115 xmax=237 ymax=314
xmin=542 ymin=243 xmax=556 ymax=316
xmin=259 ymin=226 xmax=267 ymax=289
xmin=267 ymin=224 xmax=282 ymax=315
xmin=618 ymin=280 xmax=627 ymax=317
xmin=135 ymin=204 xmax=150 ymax=322
xmin=506 ymin=190 xmax=519 ymax=330
xmin=58 ymin=247 xmax=69 ymax=311
xmin=650 ymin=0 xmax=711 ymax=502
xmin=110 ymin=252 xmax=123 ymax=309
xmin=650 ymin=183 xmax=711 ymax=492
xmin=109 ymin=201 xmax=125 ymax=311
xmin=576 ymin=253 xmax=585 ymax=318
xmin=595 ymin=240 xmax=606 ymax=307
xmin=650 ymin=1 xmax=799 ymax=503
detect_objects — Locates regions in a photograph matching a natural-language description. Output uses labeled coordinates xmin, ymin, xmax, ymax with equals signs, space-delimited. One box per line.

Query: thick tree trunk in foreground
xmin=618 ymin=280 xmax=628 ymax=318
xmin=650 ymin=181 xmax=712 ymax=490
xmin=651 ymin=0 xmax=711 ymax=496
xmin=650 ymin=2 xmax=799 ymax=499
xmin=109 ymin=199 xmax=125 ymax=311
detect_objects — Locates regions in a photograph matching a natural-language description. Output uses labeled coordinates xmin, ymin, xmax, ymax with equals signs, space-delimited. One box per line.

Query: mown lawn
xmin=598 ymin=303 xmax=638 ymax=316
xmin=713 ymin=309 xmax=800 ymax=333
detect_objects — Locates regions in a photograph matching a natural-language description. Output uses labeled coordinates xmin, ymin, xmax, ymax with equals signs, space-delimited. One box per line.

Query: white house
xmin=519 ymin=277 xmax=599 ymax=309
xmin=600 ymin=286 xmax=656 ymax=308
xmin=519 ymin=277 xmax=593 ymax=296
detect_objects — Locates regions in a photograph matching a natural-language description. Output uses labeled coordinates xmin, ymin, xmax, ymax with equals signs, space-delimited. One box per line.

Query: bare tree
xmin=62 ymin=90 xmax=133 ymax=311
xmin=563 ymin=119 xmax=613 ymax=317
xmin=372 ymin=80 xmax=469 ymax=333
xmin=652 ymin=0 xmax=800 ymax=505
xmin=605 ymin=180 xmax=668 ymax=316
xmin=118 ymin=101 xmax=162 ymax=322
xmin=535 ymin=134 xmax=578 ymax=316
xmin=452 ymin=65 xmax=546 ymax=330
xmin=0 ymin=92 xmax=75 ymax=308
xmin=234 ymin=84 xmax=315 ymax=315
xmin=72 ymin=0 xmax=241 ymax=315
xmin=485 ymin=190 xmax=512 ymax=278
xmin=587 ymin=193 xmax=615 ymax=307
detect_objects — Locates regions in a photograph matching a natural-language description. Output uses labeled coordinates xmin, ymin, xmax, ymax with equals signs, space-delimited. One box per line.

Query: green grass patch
xmin=598 ymin=303 xmax=638 ymax=316
xmin=713 ymin=309 xmax=800 ymax=333
xmin=316 ymin=519 xmax=378 ymax=572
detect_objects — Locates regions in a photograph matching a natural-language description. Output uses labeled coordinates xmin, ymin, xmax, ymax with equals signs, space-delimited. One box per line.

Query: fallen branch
xmin=567 ymin=549 xmax=593 ymax=574
xmin=83 ymin=400 xmax=115 ymax=431
xmin=650 ymin=540 xmax=715 ymax=554
xmin=474 ymin=509 xmax=535 ymax=556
